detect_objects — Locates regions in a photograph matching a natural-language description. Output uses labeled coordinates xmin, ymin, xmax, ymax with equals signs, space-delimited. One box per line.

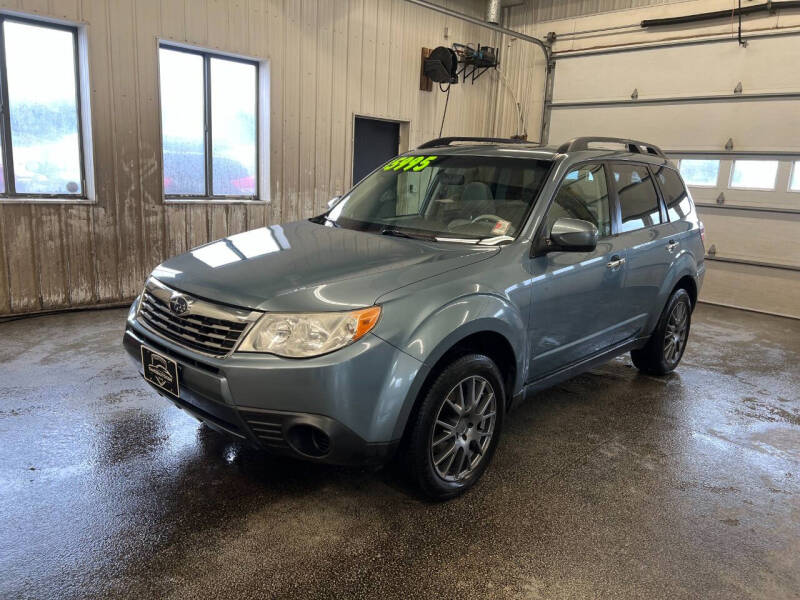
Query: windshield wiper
xmin=379 ymin=227 xmax=431 ymax=241
xmin=311 ymin=214 xmax=340 ymax=227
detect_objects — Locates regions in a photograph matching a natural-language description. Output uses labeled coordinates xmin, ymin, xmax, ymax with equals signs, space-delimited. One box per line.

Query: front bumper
xmin=123 ymin=307 xmax=426 ymax=466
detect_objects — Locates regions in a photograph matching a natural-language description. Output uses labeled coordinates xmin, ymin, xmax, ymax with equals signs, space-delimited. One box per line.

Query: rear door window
xmin=546 ymin=163 xmax=611 ymax=238
xmin=611 ymin=163 xmax=662 ymax=233
xmin=653 ymin=166 xmax=692 ymax=221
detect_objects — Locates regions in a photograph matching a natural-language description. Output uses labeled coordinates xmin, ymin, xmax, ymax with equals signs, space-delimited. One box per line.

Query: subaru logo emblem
xmin=169 ymin=294 xmax=190 ymax=315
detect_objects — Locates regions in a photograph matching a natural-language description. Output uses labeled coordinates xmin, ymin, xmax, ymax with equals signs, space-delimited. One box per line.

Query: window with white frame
xmin=159 ymin=44 xmax=259 ymax=200
xmin=678 ymin=159 xmax=719 ymax=187
xmin=729 ymin=160 xmax=779 ymax=190
xmin=0 ymin=16 xmax=86 ymax=198
xmin=790 ymin=161 xmax=800 ymax=192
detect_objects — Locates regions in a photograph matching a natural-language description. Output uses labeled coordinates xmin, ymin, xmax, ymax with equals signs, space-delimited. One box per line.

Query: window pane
xmin=613 ymin=163 xmax=661 ymax=233
xmin=678 ymin=159 xmax=719 ymax=187
xmin=210 ymin=58 xmax=256 ymax=197
xmin=654 ymin=167 xmax=691 ymax=222
xmin=790 ymin=162 xmax=800 ymax=191
xmin=4 ymin=21 xmax=82 ymax=195
xmin=160 ymin=48 xmax=205 ymax=195
xmin=730 ymin=160 xmax=778 ymax=189
xmin=548 ymin=163 xmax=611 ymax=237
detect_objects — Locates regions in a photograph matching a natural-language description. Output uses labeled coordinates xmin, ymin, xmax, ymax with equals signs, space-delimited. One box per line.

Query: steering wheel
xmin=470 ymin=214 xmax=505 ymax=226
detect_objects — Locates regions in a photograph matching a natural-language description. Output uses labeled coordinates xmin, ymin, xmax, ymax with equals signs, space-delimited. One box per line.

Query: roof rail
xmin=417 ymin=136 xmax=534 ymax=149
xmin=557 ymin=136 xmax=666 ymax=158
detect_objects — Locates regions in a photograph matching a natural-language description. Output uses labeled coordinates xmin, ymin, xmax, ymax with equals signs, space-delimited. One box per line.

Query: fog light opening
xmin=311 ymin=428 xmax=331 ymax=455
xmin=287 ymin=424 xmax=331 ymax=458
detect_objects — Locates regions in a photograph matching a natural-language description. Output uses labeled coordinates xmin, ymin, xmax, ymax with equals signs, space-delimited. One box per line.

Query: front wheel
xmin=631 ymin=288 xmax=692 ymax=375
xmin=405 ymin=354 xmax=505 ymax=500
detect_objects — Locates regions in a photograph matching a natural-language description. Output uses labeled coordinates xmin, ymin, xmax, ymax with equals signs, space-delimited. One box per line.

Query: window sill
xmin=0 ymin=196 xmax=94 ymax=204
xmin=164 ymin=197 xmax=269 ymax=205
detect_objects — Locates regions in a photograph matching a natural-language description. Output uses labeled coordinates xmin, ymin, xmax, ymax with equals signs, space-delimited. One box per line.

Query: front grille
xmin=137 ymin=287 xmax=252 ymax=357
xmin=131 ymin=330 xmax=220 ymax=374
xmin=239 ymin=411 xmax=289 ymax=449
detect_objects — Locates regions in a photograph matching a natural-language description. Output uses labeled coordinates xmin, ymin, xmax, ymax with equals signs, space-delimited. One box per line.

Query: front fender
xmin=374 ymin=293 xmax=527 ymax=440
xmin=418 ymin=298 xmax=524 ymax=368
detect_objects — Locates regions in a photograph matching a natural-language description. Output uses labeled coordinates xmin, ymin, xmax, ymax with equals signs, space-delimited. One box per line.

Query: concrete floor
xmin=1 ymin=304 xmax=799 ymax=599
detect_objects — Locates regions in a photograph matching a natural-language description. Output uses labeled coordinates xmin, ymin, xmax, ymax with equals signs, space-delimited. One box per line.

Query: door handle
xmin=606 ymin=256 xmax=626 ymax=269
xmin=667 ymin=240 xmax=680 ymax=252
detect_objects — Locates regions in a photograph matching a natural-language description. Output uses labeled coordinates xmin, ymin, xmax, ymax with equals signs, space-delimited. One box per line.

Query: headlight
xmin=237 ymin=306 xmax=381 ymax=358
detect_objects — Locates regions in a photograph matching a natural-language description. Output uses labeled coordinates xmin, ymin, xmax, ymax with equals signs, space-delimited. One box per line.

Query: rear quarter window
xmin=654 ymin=167 xmax=693 ymax=221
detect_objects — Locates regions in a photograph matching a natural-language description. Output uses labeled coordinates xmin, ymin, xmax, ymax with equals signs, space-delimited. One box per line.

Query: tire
xmin=631 ymin=288 xmax=692 ymax=376
xmin=405 ymin=354 xmax=505 ymax=500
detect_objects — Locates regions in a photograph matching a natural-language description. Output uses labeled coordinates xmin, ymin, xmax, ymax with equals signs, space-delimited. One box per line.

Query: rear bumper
xmin=696 ymin=261 xmax=706 ymax=297
xmin=123 ymin=306 xmax=424 ymax=465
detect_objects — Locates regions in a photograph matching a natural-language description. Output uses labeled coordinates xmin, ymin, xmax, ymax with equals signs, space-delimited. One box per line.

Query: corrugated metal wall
xmin=0 ymin=0 xmax=522 ymax=317
xmin=533 ymin=0 xmax=684 ymax=22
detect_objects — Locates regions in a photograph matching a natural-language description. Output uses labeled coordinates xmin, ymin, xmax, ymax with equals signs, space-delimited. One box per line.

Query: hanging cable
xmin=494 ymin=65 xmax=527 ymax=137
xmin=729 ymin=0 xmax=736 ymax=35
xmin=438 ymin=82 xmax=451 ymax=137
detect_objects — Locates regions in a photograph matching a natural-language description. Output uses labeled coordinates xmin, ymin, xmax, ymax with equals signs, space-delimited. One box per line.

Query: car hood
xmin=150 ymin=220 xmax=498 ymax=312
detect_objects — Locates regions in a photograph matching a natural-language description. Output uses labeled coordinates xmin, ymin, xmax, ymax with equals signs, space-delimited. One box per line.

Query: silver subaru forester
xmin=124 ymin=136 xmax=705 ymax=499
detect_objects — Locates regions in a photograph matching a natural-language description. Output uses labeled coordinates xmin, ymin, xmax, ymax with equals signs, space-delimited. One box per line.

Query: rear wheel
xmin=405 ymin=354 xmax=504 ymax=500
xmin=631 ymin=288 xmax=692 ymax=375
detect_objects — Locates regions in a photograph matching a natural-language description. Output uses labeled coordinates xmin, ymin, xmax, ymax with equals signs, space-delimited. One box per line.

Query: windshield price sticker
xmin=492 ymin=219 xmax=511 ymax=235
xmin=383 ymin=156 xmax=438 ymax=172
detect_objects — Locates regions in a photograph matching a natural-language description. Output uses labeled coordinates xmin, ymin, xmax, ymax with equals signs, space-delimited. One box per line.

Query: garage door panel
xmin=549 ymin=100 xmax=800 ymax=151
xmin=549 ymin=33 xmax=800 ymax=318
xmin=690 ymin=186 xmax=800 ymax=211
xmin=701 ymin=260 xmax=800 ymax=319
xmin=553 ymin=36 xmax=800 ymax=103
xmin=698 ymin=210 xmax=800 ymax=267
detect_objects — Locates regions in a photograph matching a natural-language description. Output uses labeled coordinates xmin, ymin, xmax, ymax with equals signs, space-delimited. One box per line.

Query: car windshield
xmin=319 ymin=154 xmax=552 ymax=243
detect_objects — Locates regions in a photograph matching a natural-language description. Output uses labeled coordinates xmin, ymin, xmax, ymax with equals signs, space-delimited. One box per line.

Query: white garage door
xmin=548 ymin=34 xmax=800 ymax=318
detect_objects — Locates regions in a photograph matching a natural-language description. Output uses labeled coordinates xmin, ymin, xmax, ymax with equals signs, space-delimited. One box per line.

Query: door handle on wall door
xmin=606 ymin=256 xmax=626 ymax=269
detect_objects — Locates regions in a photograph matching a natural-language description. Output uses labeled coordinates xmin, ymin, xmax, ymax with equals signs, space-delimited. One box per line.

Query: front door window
xmin=546 ymin=163 xmax=611 ymax=237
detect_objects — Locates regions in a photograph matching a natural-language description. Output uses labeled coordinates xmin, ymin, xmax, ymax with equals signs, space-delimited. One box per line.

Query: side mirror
xmin=549 ymin=217 xmax=598 ymax=252
xmin=327 ymin=196 xmax=341 ymax=209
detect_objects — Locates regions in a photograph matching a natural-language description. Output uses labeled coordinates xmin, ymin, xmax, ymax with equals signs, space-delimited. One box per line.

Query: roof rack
xmin=557 ymin=137 xmax=666 ymax=158
xmin=417 ymin=136 xmax=535 ymax=149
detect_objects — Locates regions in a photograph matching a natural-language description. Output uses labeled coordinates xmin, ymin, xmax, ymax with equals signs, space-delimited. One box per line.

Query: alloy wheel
xmin=430 ymin=375 xmax=497 ymax=482
xmin=663 ymin=301 xmax=689 ymax=364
